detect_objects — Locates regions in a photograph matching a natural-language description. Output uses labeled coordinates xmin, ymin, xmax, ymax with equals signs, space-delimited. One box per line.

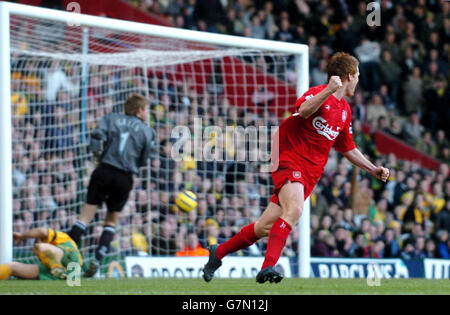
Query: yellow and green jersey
xmin=42 ymin=228 xmax=83 ymax=267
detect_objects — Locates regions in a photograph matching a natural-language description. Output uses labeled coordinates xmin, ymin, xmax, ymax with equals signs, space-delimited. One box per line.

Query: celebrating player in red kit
xmin=202 ymin=52 xmax=390 ymax=284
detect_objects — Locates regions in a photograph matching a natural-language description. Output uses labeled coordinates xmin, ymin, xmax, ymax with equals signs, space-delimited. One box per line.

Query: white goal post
xmin=0 ymin=1 xmax=310 ymax=278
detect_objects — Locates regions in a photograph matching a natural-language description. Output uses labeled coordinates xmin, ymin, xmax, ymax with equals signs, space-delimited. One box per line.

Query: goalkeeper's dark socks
xmin=95 ymin=225 xmax=116 ymax=262
xmin=69 ymin=220 xmax=87 ymax=245
xmin=261 ymin=218 xmax=292 ymax=270
xmin=216 ymin=222 xmax=259 ymax=260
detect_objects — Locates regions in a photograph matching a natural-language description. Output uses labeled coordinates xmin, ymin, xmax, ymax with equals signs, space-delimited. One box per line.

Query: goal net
xmin=2 ymin=3 xmax=309 ymax=278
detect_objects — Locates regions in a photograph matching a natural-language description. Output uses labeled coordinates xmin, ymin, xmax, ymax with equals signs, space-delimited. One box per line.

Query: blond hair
xmin=124 ymin=94 xmax=148 ymax=116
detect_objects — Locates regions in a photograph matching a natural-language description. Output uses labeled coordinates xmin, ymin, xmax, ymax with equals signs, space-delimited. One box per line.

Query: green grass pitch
xmin=0 ymin=278 xmax=449 ymax=295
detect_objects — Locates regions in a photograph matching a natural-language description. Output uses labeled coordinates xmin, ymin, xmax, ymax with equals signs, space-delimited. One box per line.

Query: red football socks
xmin=216 ymin=223 xmax=259 ymax=260
xmin=261 ymin=217 xmax=292 ymax=270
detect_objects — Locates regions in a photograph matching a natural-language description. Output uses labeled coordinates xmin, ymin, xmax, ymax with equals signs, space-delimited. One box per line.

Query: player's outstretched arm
xmin=298 ymin=76 xmax=342 ymax=118
xmin=14 ymin=227 xmax=48 ymax=243
xmin=342 ymin=148 xmax=389 ymax=182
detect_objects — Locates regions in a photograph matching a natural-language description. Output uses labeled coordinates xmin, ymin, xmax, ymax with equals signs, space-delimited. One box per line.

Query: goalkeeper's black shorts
xmin=86 ymin=163 xmax=133 ymax=212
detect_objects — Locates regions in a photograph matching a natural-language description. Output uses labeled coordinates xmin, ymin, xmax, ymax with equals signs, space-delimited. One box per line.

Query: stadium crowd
xmin=128 ymin=0 xmax=450 ymax=161
xmin=10 ymin=0 xmax=450 ymax=266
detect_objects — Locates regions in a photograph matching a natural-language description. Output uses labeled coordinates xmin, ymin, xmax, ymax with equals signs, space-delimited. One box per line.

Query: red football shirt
xmin=271 ymin=85 xmax=356 ymax=185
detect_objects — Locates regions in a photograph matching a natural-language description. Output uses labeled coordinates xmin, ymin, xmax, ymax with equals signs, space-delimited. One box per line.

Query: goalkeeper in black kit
xmin=68 ymin=94 xmax=156 ymax=277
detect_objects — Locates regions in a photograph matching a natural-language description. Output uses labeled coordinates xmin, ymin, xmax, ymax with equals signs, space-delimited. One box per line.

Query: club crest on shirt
xmin=342 ymin=110 xmax=347 ymax=122
xmin=324 ymin=104 xmax=330 ymax=111
xmin=293 ymin=171 xmax=301 ymax=179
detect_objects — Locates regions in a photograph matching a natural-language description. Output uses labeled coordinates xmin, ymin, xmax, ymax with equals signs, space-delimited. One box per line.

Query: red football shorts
xmin=269 ymin=167 xmax=315 ymax=205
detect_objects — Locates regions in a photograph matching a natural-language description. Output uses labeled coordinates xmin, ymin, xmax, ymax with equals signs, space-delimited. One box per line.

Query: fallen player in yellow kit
xmin=0 ymin=227 xmax=83 ymax=280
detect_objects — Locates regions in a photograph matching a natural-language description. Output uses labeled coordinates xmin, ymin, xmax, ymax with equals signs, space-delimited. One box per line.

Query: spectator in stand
xmin=312 ymin=230 xmax=341 ymax=258
xmin=399 ymin=239 xmax=417 ymax=260
xmin=379 ymin=84 xmax=395 ymax=112
xmin=354 ymin=37 xmax=381 ymax=94
xmin=423 ymin=62 xmax=441 ymax=95
xmin=202 ymin=218 xmax=220 ymax=248
xmin=379 ymin=50 xmax=402 ymax=102
xmin=414 ymin=236 xmax=427 ymax=259
xmin=166 ymin=0 xmax=185 ymax=17
xmin=417 ymin=131 xmax=438 ymax=157
xmin=193 ymin=0 xmax=225 ymax=33
xmin=176 ymin=230 xmax=209 ymax=257
xmin=435 ymin=200 xmax=450 ymax=232
xmin=376 ymin=116 xmax=390 ymax=134
xmin=311 ymin=59 xmax=328 ymax=87
xmin=342 ymin=208 xmax=356 ymax=232
xmin=381 ymin=31 xmax=401 ymax=64
xmin=392 ymin=170 xmax=407 ymax=206
xmin=348 ymin=231 xmax=369 ymax=258
xmin=366 ymin=93 xmax=388 ymax=126
xmin=402 ymin=112 xmax=424 ymax=147
xmin=424 ymin=238 xmax=437 ymax=258
xmin=45 ymin=60 xmax=78 ymax=102
xmin=333 ymin=225 xmax=351 ymax=257
xmin=332 ymin=18 xmax=357 ymax=55
xmin=243 ymin=8 xmax=269 ymax=40
xmin=130 ymin=214 xmax=148 ymax=255
xmin=403 ymin=192 xmax=429 ymax=233
xmin=311 ymin=229 xmax=328 ymax=257
xmin=383 ymin=228 xmax=400 ymax=258
xmin=436 ymin=130 xmax=449 ymax=157
xmin=402 ymin=66 xmax=423 ymax=115
xmin=442 ymin=17 xmax=450 ymax=45
xmin=371 ymin=198 xmax=388 ymax=224
xmin=426 ymin=75 xmax=449 ymax=135
xmin=44 ymin=105 xmax=74 ymax=154
xmin=310 ymin=185 xmax=329 ymax=219
xmin=441 ymin=146 xmax=450 ymax=164
xmin=151 ymin=219 xmax=177 ymax=256
xmin=307 ymin=36 xmax=319 ymax=70
xmin=400 ymin=46 xmax=420 ymax=80
xmin=436 ymin=230 xmax=450 ymax=259
xmin=224 ymin=8 xmax=245 ymax=36
xmin=370 ymin=239 xmax=385 ymax=258
xmin=351 ymin=90 xmax=366 ymax=122
xmin=424 ymin=49 xmax=448 ymax=77
xmin=400 ymin=23 xmax=426 ymax=60
xmin=337 ymin=182 xmax=352 ymax=210
xmin=429 ymin=182 xmax=446 ymax=215
xmin=320 ymin=215 xmax=333 ymax=234
xmin=274 ymin=18 xmax=294 ymax=43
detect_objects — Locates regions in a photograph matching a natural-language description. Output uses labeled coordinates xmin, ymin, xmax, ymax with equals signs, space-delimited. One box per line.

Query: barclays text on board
xmin=424 ymin=259 xmax=450 ymax=279
xmin=310 ymin=258 xmax=410 ymax=278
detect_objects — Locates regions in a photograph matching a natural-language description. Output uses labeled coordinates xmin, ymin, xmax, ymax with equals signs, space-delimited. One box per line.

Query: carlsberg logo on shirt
xmin=312 ymin=116 xmax=340 ymax=141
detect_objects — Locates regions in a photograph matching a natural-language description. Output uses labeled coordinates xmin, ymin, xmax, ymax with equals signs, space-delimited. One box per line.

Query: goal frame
xmin=0 ymin=1 xmax=310 ymax=278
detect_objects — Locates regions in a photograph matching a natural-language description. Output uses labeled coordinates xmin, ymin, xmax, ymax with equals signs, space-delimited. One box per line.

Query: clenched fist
xmin=372 ymin=166 xmax=390 ymax=182
xmin=327 ymin=76 xmax=343 ymax=93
